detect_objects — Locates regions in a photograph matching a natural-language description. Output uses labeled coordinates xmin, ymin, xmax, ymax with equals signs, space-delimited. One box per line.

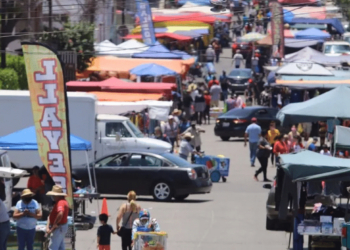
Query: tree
xmin=39 ymin=22 xmax=95 ymax=72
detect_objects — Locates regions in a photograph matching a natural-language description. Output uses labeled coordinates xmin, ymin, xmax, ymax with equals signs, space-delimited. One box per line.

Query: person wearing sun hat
xmin=13 ymin=189 xmax=42 ymax=250
xmin=179 ymin=133 xmax=202 ymax=160
xmin=45 ymin=185 xmax=69 ymax=250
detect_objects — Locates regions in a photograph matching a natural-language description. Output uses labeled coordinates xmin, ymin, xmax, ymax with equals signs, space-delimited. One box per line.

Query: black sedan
xmin=72 ymin=152 xmax=212 ymax=201
xmin=214 ymin=106 xmax=281 ymax=141
xmin=227 ymin=68 xmax=252 ymax=93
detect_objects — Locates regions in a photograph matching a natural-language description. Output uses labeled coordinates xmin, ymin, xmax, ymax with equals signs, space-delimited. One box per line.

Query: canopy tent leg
xmin=85 ymin=151 xmax=99 ymax=213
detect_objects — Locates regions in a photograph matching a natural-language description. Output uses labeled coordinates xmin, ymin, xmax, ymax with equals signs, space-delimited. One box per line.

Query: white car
xmin=322 ymin=41 xmax=350 ymax=56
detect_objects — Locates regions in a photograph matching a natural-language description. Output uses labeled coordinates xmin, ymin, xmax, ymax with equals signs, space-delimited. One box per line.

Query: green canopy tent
xmin=277 ymin=85 xmax=350 ymax=125
xmin=279 ymin=150 xmax=350 ymax=182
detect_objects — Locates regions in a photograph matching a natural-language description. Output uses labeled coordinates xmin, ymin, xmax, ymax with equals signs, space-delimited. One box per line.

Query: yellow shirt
xmin=268 ymin=129 xmax=280 ymax=144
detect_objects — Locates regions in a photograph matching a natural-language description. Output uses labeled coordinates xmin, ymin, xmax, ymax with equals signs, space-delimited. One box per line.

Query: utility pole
xmin=48 ymin=0 xmax=52 ymax=31
xmin=1 ymin=0 xmax=7 ymax=68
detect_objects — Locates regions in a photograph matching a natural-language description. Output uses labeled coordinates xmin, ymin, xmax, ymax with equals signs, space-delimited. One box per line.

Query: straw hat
xmin=46 ymin=185 xmax=67 ymax=196
xmin=184 ymin=133 xmax=194 ymax=139
xmin=172 ymin=109 xmax=182 ymax=115
xmin=21 ymin=189 xmax=34 ymax=197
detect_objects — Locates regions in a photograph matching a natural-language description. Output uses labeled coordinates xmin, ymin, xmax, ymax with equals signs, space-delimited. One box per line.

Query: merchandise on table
xmin=133 ymin=232 xmax=167 ymax=250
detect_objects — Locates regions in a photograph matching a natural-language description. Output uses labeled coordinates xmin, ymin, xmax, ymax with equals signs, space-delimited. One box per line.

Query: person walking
xmin=116 ymin=191 xmax=141 ymax=250
xmin=97 ymin=213 xmax=116 ymax=250
xmin=244 ymin=117 xmax=261 ymax=167
xmin=254 ymin=131 xmax=272 ymax=182
xmin=0 ymin=180 xmax=10 ymax=250
xmin=213 ymin=40 xmax=221 ymax=63
xmin=162 ymin=115 xmax=179 ymax=153
xmin=210 ymin=81 xmax=222 ymax=107
xmin=182 ymin=90 xmax=193 ymax=120
xmin=267 ymin=121 xmax=280 ymax=166
xmin=273 ymin=134 xmax=288 ymax=164
xmin=219 ymin=71 xmax=229 ymax=101
xmin=154 ymin=126 xmax=171 ymax=144
xmin=205 ymin=45 xmax=215 ymax=63
xmin=27 ymin=166 xmax=45 ymax=204
xmin=194 ymin=90 xmax=206 ymax=125
xmin=203 ymin=91 xmax=211 ymax=124
xmin=183 ymin=121 xmax=205 ymax=162
xmin=46 ymin=185 xmax=69 ymax=250
xmin=13 ymin=189 xmax=42 ymax=250
xmin=232 ymin=50 xmax=243 ymax=68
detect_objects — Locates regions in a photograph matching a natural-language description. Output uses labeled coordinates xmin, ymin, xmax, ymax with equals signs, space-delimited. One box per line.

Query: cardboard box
xmin=320 ymin=216 xmax=332 ymax=223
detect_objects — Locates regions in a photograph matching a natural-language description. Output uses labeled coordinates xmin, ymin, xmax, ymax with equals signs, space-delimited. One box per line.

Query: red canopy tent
xmin=67 ymin=77 xmax=176 ymax=96
xmin=124 ymin=33 xmax=193 ymax=41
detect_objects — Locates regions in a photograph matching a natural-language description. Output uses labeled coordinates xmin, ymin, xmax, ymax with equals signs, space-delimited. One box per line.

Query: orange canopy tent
xmin=124 ymin=33 xmax=193 ymax=41
xmin=84 ymin=56 xmax=195 ymax=79
xmin=67 ymin=77 xmax=176 ymax=95
xmin=88 ymin=92 xmax=163 ymax=102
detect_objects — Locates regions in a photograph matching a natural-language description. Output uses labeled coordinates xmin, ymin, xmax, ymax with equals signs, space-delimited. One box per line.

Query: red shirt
xmin=27 ymin=175 xmax=45 ymax=194
xmin=204 ymin=95 xmax=211 ymax=105
xmin=208 ymin=80 xmax=219 ymax=90
xmin=49 ymin=199 xmax=69 ymax=225
xmin=273 ymin=141 xmax=288 ymax=155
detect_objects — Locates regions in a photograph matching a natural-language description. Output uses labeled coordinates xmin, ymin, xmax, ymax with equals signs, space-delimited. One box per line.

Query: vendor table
xmin=73 ymin=193 xmax=100 ymax=215
xmin=300 ymin=232 xmax=341 ymax=250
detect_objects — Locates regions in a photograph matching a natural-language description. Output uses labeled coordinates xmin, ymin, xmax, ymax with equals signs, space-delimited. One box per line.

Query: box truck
xmin=0 ymin=90 xmax=171 ymax=171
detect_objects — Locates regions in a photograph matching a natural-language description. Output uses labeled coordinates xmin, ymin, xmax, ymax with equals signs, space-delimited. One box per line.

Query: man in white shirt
xmin=249 ymin=6 xmax=257 ymax=20
xmin=206 ymin=45 xmax=215 ymax=63
xmin=232 ymin=50 xmax=244 ymax=68
xmin=210 ymin=83 xmax=222 ymax=107
xmin=320 ymin=145 xmax=331 ymax=156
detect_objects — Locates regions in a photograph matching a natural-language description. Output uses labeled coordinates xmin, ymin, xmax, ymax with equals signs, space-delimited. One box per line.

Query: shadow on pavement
xmin=100 ymin=196 xmax=212 ymax=203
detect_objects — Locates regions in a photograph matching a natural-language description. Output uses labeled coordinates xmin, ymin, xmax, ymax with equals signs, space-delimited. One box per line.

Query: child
xmin=97 ymin=213 xmax=116 ymax=250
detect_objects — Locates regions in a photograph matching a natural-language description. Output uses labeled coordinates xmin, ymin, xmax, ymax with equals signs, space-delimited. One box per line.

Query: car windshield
xmin=160 ymin=153 xmax=192 ymax=167
xmin=229 ymin=70 xmax=251 ymax=78
xmin=126 ymin=120 xmax=144 ymax=138
xmin=225 ymin=108 xmax=253 ymax=116
xmin=325 ymin=44 xmax=350 ymax=54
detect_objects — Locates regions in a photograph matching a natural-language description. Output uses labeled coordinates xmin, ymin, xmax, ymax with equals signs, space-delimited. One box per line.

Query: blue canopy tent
xmin=130 ymin=63 xmax=177 ymax=77
xmin=290 ymin=18 xmax=345 ymax=34
xmin=295 ymin=28 xmax=330 ymax=40
xmin=0 ymin=126 xmax=91 ymax=150
xmin=172 ymin=50 xmax=194 ymax=60
xmin=132 ymin=42 xmax=182 ymax=59
xmin=267 ymin=9 xmax=294 ymax=23
xmin=0 ymin=126 xmax=98 ymax=194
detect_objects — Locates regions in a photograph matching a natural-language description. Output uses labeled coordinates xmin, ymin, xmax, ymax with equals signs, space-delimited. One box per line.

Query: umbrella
xmin=240 ymin=32 xmax=266 ymax=42
xmin=130 ymin=63 xmax=177 ymax=77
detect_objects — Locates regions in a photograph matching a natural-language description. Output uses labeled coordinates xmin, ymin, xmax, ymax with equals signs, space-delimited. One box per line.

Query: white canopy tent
xmin=94 ymin=39 xmax=149 ymax=57
xmin=276 ymin=62 xmax=334 ymax=76
xmin=284 ymin=47 xmax=324 ymax=62
xmin=152 ymin=2 xmax=231 ymax=15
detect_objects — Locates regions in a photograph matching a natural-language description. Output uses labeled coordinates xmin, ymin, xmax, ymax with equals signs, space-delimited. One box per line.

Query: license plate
xmin=223 ymin=122 xmax=230 ymax=127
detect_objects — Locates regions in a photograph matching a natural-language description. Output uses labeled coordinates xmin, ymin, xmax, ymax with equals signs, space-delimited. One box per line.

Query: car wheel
xmin=152 ymin=182 xmax=172 ymax=201
xmin=220 ymin=136 xmax=230 ymax=141
xmin=174 ymin=194 xmax=189 ymax=201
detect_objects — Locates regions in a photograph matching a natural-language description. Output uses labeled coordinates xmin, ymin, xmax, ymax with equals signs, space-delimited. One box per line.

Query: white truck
xmin=0 ymin=90 xmax=171 ymax=170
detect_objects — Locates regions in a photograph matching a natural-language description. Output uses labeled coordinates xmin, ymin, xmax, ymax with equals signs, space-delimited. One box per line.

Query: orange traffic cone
xmin=101 ymin=198 xmax=109 ymax=216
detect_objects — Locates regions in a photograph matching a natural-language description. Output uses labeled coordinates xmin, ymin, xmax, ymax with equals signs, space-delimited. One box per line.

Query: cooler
xmin=133 ymin=231 xmax=168 ymax=250
xmin=194 ymin=155 xmax=230 ymax=182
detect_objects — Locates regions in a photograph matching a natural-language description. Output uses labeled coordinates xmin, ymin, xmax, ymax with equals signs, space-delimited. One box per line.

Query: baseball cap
xmin=251 ymin=117 xmax=257 ymax=122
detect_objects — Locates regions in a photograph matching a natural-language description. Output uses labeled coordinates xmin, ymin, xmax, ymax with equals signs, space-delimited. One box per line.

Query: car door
xmin=122 ymin=153 xmax=163 ymax=195
xmin=253 ymin=108 xmax=272 ymax=130
xmin=102 ymin=122 xmax=137 ymax=155
xmin=93 ymin=153 xmax=130 ymax=194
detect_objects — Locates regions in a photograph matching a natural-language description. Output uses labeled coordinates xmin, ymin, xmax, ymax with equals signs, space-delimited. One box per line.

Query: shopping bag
xmin=297 ymin=123 xmax=303 ymax=134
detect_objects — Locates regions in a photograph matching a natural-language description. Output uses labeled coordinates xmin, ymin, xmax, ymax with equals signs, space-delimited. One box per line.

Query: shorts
xmin=99 ymin=245 xmax=110 ymax=250
xmin=211 ymin=100 xmax=219 ymax=107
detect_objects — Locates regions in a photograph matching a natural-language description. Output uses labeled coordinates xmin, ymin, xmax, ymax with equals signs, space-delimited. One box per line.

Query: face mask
xmin=186 ymin=138 xmax=192 ymax=142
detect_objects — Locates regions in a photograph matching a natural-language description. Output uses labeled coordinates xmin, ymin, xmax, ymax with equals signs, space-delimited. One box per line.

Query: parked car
xmin=264 ymin=182 xmax=335 ymax=232
xmin=226 ymin=68 xmax=252 ymax=93
xmin=72 ymin=151 xmax=212 ymax=201
xmin=323 ymin=41 xmax=350 ymax=56
xmin=214 ymin=106 xmax=281 ymax=141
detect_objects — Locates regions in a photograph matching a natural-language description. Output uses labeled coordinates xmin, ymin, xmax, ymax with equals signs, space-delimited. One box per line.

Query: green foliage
xmin=0 ymin=68 xmax=19 ymax=90
xmin=6 ymin=55 xmax=28 ymax=90
xmin=39 ymin=22 xmax=95 ymax=72
xmin=0 ymin=55 xmax=28 ymax=90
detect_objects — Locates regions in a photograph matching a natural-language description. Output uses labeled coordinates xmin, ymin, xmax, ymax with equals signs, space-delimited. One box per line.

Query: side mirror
xmin=115 ymin=132 xmax=122 ymax=141
xmin=263 ymin=184 xmax=272 ymax=189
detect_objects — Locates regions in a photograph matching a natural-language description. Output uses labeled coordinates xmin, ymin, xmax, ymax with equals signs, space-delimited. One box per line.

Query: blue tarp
xmin=130 ymin=63 xmax=177 ymax=76
xmin=0 ymin=126 xmax=92 ymax=151
xmin=290 ymin=18 xmax=345 ymax=34
xmin=267 ymin=9 xmax=294 ymax=23
xmin=132 ymin=42 xmax=182 ymax=59
xmin=171 ymin=50 xmax=193 ymax=59
xmin=177 ymin=0 xmax=210 ymax=5
xmin=295 ymin=28 xmax=330 ymax=40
